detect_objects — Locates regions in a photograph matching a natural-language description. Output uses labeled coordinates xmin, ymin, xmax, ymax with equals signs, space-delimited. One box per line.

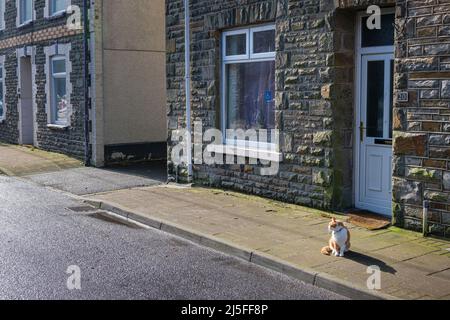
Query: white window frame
xmin=50 ymin=56 xmax=67 ymax=126
xmin=0 ymin=0 xmax=5 ymax=31
xmin=222 ymin=28 xmax=249 ymax=62
xmin=357 ymin=7 xmax=395 ymax=56
xmin=0 ymin=56 xmax=5 ymax=122
xmin=44 ymin=43 xmax=72 ymax=128
xmin=17 ymin=0 xmax=35 ymax=27
xmin=220 ymin=24 xmax=278 ymax=158
xmin=45 ymin=0 xmax=69 ymax=19
xmin=250 ymin=24 xmax=276 ymax=60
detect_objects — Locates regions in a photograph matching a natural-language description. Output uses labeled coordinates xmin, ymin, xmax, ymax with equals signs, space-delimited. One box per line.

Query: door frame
xmin=354 ymin=8 xmax=395 ymax=216
xmin=17 ymin=46 xmax=37 ymax=146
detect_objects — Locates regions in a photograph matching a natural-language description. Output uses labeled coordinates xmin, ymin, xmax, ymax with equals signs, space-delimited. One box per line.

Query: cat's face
xmin=328 ymin=218 xmax=344 ymax=232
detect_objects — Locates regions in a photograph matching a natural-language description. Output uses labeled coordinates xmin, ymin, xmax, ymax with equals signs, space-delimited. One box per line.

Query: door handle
xmin=360 ymin=122 xmax=365 ymax=143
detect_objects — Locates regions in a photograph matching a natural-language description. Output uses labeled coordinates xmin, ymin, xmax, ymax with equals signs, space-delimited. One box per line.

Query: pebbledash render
xmin=166 ymin=0 xmax=450 ymax=238
xmin=0 ymin=0 xmax=167 ymax=167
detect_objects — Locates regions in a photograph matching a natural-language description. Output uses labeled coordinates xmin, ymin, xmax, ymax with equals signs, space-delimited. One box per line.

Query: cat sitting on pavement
xmin=321 ymin=217 xmax=351 ymax=257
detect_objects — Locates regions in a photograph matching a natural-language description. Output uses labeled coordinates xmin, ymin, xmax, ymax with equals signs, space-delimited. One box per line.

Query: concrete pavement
xmin=26 ymin=162 xmax=166 ymax=195
xmin=84 ymin=185 xmax=450 ymax=300
xmin=0 ymin=143 xmax=166 ymax=195
xmin=0 ymin=175 xmax=345 ymax=300
xmin=0 ymin=144 xmax=82 ymax=176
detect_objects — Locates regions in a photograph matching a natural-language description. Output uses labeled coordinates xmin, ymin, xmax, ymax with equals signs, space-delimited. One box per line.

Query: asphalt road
xmin=0 ymin=175 xmax=346 ymax=300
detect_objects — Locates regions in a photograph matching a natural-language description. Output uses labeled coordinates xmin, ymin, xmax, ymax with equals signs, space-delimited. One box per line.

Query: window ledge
xmin=17 ymin=20 xmax=33 ymax=29
xmin=45 ymin=11 xmax=67 ymax=21
xmin=47 ymin=124 xmax=69 ymax=130
xmin=207 ymin=144 xmax=282 ymax=162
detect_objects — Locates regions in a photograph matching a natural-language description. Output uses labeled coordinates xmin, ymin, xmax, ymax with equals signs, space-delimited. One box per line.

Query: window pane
xmin=51 ymin=0 xmax=66 ymax=14
xmin=361 ymin=14 xmax=394 ymax=47
xmin=53 ymin=77 xmax=67 ymax=124
xmin=21 ymin=0 xmax=32 ymax=23
xmin=226 ymin=33 xmax=246 ymax=56
xmin=52 ymin=59 xmax=66 ymax=74
xmin=0 ymin=0 xmax=4 ymax=26
xmin=366 ymin=60 xmax=385 ymax=138
xmin=226 ymin=61 xmax=275 ymax=131
xmin=253 ymin=29 xmax=275 ymax=54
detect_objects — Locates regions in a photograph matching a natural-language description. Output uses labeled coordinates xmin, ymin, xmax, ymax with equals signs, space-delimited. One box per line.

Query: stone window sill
xmin=17 ymin=20 xmax=33 ymax=29
xmin=207 ymin=144 xmax=282 ymax=162
xmin=47 ymin=124 xmax=69 ymax=130
xmin=45 ymin=11 xmax=67 ymax=21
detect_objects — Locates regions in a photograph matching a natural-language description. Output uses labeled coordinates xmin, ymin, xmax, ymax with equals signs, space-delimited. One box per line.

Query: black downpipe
xmin=83 ymin=0 xmax=91 ymax=166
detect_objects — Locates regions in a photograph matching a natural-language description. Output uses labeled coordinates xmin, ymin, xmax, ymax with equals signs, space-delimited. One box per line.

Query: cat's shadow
xmin=344 ymin=251 xmax=397 ymax=274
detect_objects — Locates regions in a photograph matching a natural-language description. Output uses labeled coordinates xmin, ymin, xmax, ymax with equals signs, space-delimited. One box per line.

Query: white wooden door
xmin=356 ymin=53 xmax=394 ymax=216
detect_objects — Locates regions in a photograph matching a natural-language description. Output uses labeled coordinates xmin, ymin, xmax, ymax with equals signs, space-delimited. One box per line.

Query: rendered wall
xmin=101 ymin=0 xmax=167 ymax=151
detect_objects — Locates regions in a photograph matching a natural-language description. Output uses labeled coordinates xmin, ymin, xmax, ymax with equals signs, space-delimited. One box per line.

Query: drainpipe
xmin=423 ymin=200 xmax=429 ymax=237
xmin=184 ymin=0 xmax=193 ymax=182
xmin=83 ymin=0 xmax=91 ymax=166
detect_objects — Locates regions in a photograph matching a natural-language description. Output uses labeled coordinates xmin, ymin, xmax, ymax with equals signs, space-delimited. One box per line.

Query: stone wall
xmin=392 ymin=0 xmax=450 ymax=237
xmin=167 ymin=0 xmax=450 ymax=237
xmin=0 ymin=0 xmax=87 ymax=160
xmin=166 ymin=0 xmax=353 ymax=210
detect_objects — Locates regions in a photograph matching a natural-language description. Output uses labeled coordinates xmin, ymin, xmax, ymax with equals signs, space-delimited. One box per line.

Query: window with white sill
xmin=45 ymin=43 xmax=72 ymax=127
xmin=222 ymin=25 xmax=276 ymax=147
xmin=50 ymin=56 xmax=68 ymax=126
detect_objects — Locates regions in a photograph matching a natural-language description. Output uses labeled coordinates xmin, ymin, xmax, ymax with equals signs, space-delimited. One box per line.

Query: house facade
xmin=0 ymin=0 xmax=167 ymax=167
xmin=0 ymin=0 xmax=87 ymax=158
xmin=166 ymin=0 xmax=450 ymax=238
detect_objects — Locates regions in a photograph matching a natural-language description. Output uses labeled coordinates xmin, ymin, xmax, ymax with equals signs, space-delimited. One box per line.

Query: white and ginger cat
xmin=321 ymin=217 xmax=351 ymax=257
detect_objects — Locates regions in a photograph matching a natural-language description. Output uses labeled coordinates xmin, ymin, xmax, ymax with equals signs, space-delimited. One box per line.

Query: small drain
xmin=67 ymin=205 xmax=97 ymax=213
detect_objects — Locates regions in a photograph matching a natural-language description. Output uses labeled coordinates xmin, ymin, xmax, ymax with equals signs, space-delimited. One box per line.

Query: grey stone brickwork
xmin=166 ymin=0 xmax=450 ymax=238
xmin=0 ymin=0 xmax=87 ymax=159
xmin=392 ymin=0 xmax=450 ymax=238
xmin=167 ymin=0 xmax=357 ymax=209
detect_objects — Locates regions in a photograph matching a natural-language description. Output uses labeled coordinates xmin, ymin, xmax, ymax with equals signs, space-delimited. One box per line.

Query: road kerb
xmin=250 ymin=252 xmax=317 ymax=285
xmin=0 ymin=166 xmax=15 ymax=176
xmin=83 ymin=198 xmax=399 ymax=300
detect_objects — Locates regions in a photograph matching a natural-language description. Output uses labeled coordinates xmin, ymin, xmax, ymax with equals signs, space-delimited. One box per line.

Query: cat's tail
xmin=321 ymin=246 xmax=332 ymax=256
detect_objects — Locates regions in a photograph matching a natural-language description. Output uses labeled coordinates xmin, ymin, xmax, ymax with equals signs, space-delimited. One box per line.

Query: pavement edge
xmin=83 ymin=198 xmax=399 ymax=300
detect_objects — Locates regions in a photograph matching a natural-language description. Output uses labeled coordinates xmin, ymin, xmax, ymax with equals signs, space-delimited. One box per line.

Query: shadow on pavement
xmin=103 ymin=160 xmax=168 ymax=183
xmin=345 ymin=251 xmax=397 ymax=274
